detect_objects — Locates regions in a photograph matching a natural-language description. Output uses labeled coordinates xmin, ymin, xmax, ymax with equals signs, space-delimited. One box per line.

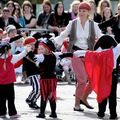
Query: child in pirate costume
xmin=34 ymin=39 xmax=72 ymax=118
xmin=22 ymin=37 xmax=40 ymax=109
xmin=94 ymin=35 xmax=118 ymax=119
xmin=73 ymin=35 xmax=119 ymax=119
xmin=0 ymin=41 xmax=31 ymax=119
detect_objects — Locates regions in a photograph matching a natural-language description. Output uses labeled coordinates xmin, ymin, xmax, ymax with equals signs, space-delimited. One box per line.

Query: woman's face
xmin=57 ymin=3 xmax=64 ymax=15
xmin=79 ymin=9 xmax=89 ymax=20
xmin=72 ymin=4 xmax=79 ymax=14
xmin=43 ymin=4 xmax=51 ymax=14
xmin=7 ymin=3 xmax=14 ymax=14
xmin=15 ymin=7 xmax=20 ymax=15
xmin=103 ymin=8 xmax=111 ymax=19
xmin=23 ymin=5 xmax=31 ymax=13
xmin=89 ymin=2 xmax=95 ymax=12
xmin=101 ymin=2 xmax=109 ymax=11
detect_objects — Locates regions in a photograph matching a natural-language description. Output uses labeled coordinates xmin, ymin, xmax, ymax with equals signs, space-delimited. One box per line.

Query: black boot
xmin=36 ymin=99 xmax=47 ymax=118
xmin=49 ymin=100 xmax=57 ymax=118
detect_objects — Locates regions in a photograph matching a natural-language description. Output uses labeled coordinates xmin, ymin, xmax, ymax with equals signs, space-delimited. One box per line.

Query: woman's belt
xmin=72 ymin=46 xmax=85 ymax=58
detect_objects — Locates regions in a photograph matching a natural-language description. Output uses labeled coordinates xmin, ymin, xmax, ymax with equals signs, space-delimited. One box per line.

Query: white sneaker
xmin=0 ymin=115 xmax=6 ymax=118
xmin=10 ymin=114 xmax=20 ymax=119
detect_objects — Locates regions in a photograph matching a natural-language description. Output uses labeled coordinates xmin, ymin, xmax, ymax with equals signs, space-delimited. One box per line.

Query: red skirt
xmin=40 ymin=79 xmax=57 ymax=101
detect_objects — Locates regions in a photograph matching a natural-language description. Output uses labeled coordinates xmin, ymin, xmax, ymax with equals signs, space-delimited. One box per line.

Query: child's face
xmin=26 ymin=43 xmax=35 ymax=52
xmin=8 ymin=29 xmax=17 ymax=38
xmin=38 ymin=45 xmax=46 ymax=54
xmin=15 ymin=40 xmax=23 ymax=47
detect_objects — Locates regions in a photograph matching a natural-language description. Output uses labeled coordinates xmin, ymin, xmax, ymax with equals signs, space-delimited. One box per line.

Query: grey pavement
xmin=0 ymin=81 xmax=120 ymax=120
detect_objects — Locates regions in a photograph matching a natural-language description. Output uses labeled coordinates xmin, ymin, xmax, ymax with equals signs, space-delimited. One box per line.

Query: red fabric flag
xmin=84 ymin=49 xmax=114 ymax=103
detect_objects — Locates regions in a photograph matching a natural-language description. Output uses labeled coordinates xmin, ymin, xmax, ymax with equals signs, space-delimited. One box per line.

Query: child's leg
xmin=26 ymin=75 xmax=40 ymax=108
xmin=36 ymin=97 xmax=47 ymax=118
xmin=49 ymin=100 xmax=56 ymax=113
xmin=49 ymin=79 xmax=57 ymax=118
xmin=7 ymin=83 xmax=17 ymax=116
xmin=37 ymin=80 xmax=48 ymax=118
xmin=109 ymin=71 xmax=118 ymax=119
xmin=0 ymin=85 xmax=7 ymax=116
xmin=97 ymin=99 xmax=107 ymax=118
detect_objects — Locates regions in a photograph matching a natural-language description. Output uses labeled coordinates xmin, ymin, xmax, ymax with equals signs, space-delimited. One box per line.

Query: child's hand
xmin=107 ymin=27 xmax=112 ymax=35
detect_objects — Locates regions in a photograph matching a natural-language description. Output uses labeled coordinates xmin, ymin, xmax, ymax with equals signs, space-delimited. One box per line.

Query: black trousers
xmin=98 ymin=70 xmax=118 ymax=116
xmin=0 ymin=83 xmax=17 ymax=116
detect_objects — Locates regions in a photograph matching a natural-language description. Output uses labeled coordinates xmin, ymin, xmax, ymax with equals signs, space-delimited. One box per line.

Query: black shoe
xmin=36 ymin=113 xmax=45 ymax=118
xmin=80 ymin=100 xmax=94 ymax=109
xmin=97 ymin=112 xmax=105 ymax=119
xmin=109 ymin=114 xmax=118 ymax=119
xmin=26 ymin=99 xmax=31 ymax=104
xmin=29 ymin=103 xmax=40 ymax=109
xmin=73 ymin=107 xmax=84 ymax=112
xmin=49 ymin=112 xmax=57 ymax=118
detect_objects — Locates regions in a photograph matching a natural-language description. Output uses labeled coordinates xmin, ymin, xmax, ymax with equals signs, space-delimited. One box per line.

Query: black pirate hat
xmin=94 ymin=35 xmax=118 ymax=50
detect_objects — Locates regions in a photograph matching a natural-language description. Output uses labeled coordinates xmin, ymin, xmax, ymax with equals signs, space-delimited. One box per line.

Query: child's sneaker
xmin=26 ymin=99 xmax=40 ymax=109
xmin=10 ymin=114 xmax=20 ymax=119
xmin=36 ymin=113 xmax=45 ymax=118
xmin=26 ymin=98 xmax=31 ymax=104
xmin=49 ymin=112 xmax=57 ymax=118
xmin=29 ymin=103 xmax=40 ymax=109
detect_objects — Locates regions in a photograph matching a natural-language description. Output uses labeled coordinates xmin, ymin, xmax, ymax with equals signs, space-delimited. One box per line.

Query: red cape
xmin=84 ymin=49 xmax=114 ymax=103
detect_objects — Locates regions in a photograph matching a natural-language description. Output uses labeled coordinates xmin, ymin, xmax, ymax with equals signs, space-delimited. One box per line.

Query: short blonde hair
xmin=69 ymin=0 xmax=80 ymax=12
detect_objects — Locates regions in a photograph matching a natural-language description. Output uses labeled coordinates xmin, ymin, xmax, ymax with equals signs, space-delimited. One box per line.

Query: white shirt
xmin=54 ymin=18 xmax=102 ymax=49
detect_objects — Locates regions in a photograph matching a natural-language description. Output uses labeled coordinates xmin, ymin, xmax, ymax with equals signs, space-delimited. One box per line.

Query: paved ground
xmin=0 ymin=81 xmax=120 ymax=120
